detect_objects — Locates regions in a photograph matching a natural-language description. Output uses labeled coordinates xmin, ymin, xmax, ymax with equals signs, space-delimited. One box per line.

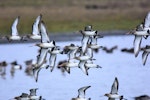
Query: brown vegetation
xmin=0 ymin=0 xmax=150 ymax=34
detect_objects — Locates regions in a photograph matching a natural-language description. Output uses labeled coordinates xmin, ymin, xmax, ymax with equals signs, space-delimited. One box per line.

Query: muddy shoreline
xmin=0 ymin=30 xmax=129 ymax=44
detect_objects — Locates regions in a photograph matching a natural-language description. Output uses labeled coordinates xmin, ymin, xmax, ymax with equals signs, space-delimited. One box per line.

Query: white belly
xmin=10 ymin=36 xmax=21 ymax=40
xmin=134 ymin=30 xmax=149 ymax=35
xmin=109 ymin=94 xmax=120 ymax=98
xmin=29 ymin=95 xmax=40 ymax=99
xmin=89 ymin=44 xmax=101 ymax=49
xmin=67 ymin=62 xmax=78 ymax=67
xmin=83 ymin=31 xmax=96 ymax=36
xmin=77 ymin=56 xmax=90 ymax=61
xmin=68 ymin=46 xmax=78 ymax=50
xmin=13 ymin=65 xmax=21 ymax=69
xmin=85 ymin=63 xmax=97 ymax=68
xmin=39 ymin=43 xmax=55 ymax=48
xmin=30 ymin=35 xmax=41 ymax=39
xmin=145 ymin=49 xmax=150 ymax=52
xmin=51 ymin=50 xmax=61 ymax=54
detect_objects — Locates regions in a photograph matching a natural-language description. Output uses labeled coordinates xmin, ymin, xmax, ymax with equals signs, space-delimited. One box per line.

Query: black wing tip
xmin=88 ymin=85 xmax=91 ymax=88
xmin=115 ymin=77 xmax=118 ymax=81
xmin=17 ymin=16 xmax=20 ymax=19
xmin=41 ymin=20 xmax=44 ymax=24
xmin=135 ymin=53 xmax=138 ymax=57
xmin=39 ymin=14 xmax=42 ymax=17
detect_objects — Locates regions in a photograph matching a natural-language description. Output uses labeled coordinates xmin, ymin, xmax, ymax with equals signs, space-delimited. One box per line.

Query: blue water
xmin=0 ymin=35 xmax=150 ymax=100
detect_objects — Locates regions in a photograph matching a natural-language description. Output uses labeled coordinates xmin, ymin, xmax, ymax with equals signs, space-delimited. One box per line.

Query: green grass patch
xmin=0 ymin=0 xmax=148 ymax=36
xmin=44 ymin=19 xmax=141 ymax=33
xmin=0 ymin=18 xmax=141 ymax=36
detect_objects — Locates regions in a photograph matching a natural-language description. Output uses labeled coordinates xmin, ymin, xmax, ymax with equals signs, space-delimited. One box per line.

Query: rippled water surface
xmin=0 ymin=35 xmax=150 ymax=100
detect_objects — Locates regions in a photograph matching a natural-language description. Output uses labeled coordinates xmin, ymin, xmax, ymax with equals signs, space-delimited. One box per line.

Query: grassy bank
xmin=0 ymin=18 xmax=141 ymax=35
xmin=0 ymin=0 xmax=149 ymax=35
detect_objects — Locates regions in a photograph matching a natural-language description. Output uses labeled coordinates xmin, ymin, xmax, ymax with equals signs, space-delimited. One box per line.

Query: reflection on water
xmin=0 ymin=44 xmax=119 ymax=81
xmin=0 ymin=36 xmax=150 ymax=100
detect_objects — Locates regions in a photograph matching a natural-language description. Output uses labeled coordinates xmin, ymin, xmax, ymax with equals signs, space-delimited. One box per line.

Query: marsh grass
xmin=0 ymin=19 xmax=140 ymax=35
xmin=0 ymin=0 xmax=149 ymax=35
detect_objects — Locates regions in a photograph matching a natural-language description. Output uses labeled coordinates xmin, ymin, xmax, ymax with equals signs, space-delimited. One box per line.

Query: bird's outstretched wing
xmin=11 ymin=16 xmax=20 ymax=36
xmin=110 ymin=77 xmax=119 ymax=94
xmin=33 ymin=63 xmax=48 ymax=82
xmin=37 ymin=48 xmax=48 ymax=67
xmin=78 ymin=86 xmax=91 ymax=98
xmin=78 ymin=61 xmax=88 ymax=75
xmin=40 ymin=21 xmax=50 ymax=43
xmin=144 ymin=12 xmax=150 ymax=28
xmin=134 ymin=35 xmax=142 ymax=57
xmin=142 ymin=46 xmax=150 ymax=66
xmin=81 ymin=35 xmax=89 ymax=54
xmin=30 ymin=88 xmax=38 ymax=96
xmin=142 ymin=51 xmax=149 ymax=65
xmin=49 ymin=54 xmax=56 ymax=72
xmin=32 ymin=14 xmax=42 ymax=35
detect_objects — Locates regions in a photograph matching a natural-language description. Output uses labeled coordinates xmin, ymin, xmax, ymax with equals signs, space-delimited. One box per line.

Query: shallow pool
xmin=0 ymin=35 xmax=150 ymax=100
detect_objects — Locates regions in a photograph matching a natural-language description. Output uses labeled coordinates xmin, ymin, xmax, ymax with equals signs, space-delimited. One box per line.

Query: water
xmin=0 ymin=35 xmax=150 ymax=100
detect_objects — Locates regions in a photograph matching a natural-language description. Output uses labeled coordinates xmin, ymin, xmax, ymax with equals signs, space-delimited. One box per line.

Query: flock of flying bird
xmin=1 ymin=14 xmax=105 ymax=82
xmin=129 ymin=12 xmax=150 ymax=65
xmin=11 ymin=77 xmax=128 ymax=100
xmin=11 ymin=88 xmax=46 ymax=100
xmin=10 ymin=77 xmax=150 ymax=100
xmin=1 ymin=11 xmax=150 ymax=100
